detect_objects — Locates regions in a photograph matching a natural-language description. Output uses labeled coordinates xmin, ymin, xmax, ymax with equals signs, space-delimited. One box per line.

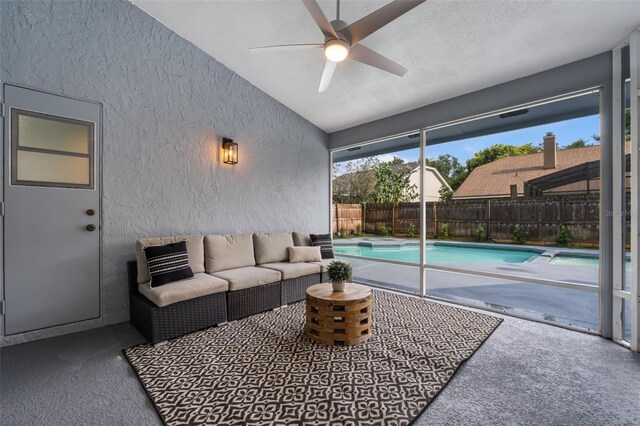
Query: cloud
xmin=374 ymin=154 xmax=414 ymax=164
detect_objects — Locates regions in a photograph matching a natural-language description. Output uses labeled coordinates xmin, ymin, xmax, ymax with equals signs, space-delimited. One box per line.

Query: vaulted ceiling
xmin=133 ymin=0 xmax=640 ymax=133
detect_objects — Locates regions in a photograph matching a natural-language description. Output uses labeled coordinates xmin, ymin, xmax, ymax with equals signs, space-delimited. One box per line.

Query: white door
xmin=3 ymin=84 xmax=101 ymax=335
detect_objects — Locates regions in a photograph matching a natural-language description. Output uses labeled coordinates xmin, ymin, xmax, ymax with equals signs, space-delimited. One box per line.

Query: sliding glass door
xmin=422 ymin=90 xmax=602 ymax=331
xmin=612 ymin=31 xmax=639 ymax=350
xmin=332 ymin=89 xmax=606 ymax=334
xmin=331 ymin=137 xmax=422 ymax=294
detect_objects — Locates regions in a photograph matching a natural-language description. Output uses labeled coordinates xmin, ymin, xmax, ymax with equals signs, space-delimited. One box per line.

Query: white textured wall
xmin=0 ymin=0 xmax=329 ymax=325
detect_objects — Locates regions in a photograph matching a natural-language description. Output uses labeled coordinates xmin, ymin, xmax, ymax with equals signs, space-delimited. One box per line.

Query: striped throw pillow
xmin=310 ymin=233 xmax=335 ymax=259
xmin=144 ymin=241 xmax=194 ymax=287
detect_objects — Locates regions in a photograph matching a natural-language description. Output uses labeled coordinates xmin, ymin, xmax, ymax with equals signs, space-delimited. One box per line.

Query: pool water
xmin=550 ymin=254 xmax=631 ymax=270
xmin=333 ymin=243 xmax=539 ymax=264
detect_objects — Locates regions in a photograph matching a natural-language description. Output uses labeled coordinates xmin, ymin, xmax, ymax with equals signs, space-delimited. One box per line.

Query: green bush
xmin=408 ymin=223 xmax=417 ymax=238
xmin=354 ymin=223 xmax=362 ymax=236
xmin=337 ymin=226 xmax=347 ymax=238
xmin=513 ymin=225 xmax=525 ymax=244
xmin=556 ymin=226 xmax=572 ymax=247
xmin=378 ymin=224 xmax=392 ymax=236
xmin=475 ymin=224 xmax=486 ymax=241
xmin=439 ymin=187 xmax=454 ymax=201
xmin=327 ymin=260 xmax=352 ymax=282
xmin=440 ymin=223 xmax=449 ymax=239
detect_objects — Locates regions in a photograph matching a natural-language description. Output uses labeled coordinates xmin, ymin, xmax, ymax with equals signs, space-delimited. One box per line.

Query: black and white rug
xmin=124 ymin=291 xmax=502 ymax=425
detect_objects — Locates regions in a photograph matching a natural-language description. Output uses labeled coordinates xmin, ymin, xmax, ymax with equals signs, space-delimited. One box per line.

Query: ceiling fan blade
xmin=301 ymin=0 xmax=338 ymax=39
xmin=318 ymin=60 xmax=337 ymax=92
xmin=349 ymin=44 xmax=407 ymax=77
xmin=250 ymin=43 xmax=323 ymax=52
xmin=342 ymin=0 xmax=426 ymax=45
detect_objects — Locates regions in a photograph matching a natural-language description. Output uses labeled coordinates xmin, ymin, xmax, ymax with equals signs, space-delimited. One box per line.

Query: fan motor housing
xmin=329 ymin=19 xmax=350 ymax=43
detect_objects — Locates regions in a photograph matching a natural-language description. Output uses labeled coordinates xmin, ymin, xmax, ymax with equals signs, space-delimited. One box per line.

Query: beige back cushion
xmin=135 ymin=235 xmax=205 ymax=284
xmin=288 ymin=246 xmax=322 ymax=263
xmin=292 ymin=231 xmax=311 ymax=246
xmin=253 ymin=232 xmax=295 ymax=264
xmin=205 ymin=234 xmax=256 ymax=273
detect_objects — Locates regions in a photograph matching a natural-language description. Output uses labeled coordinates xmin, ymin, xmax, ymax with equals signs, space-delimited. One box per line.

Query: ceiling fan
xmin=250 ymin=0 xmax=426 ymax=92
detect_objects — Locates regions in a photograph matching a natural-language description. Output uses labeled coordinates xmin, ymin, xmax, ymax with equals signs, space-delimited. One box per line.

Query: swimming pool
xmin=333 ymin=243 xmax=540 ymax=264
xmin=550 ymin=253 xmax=631 ymax=270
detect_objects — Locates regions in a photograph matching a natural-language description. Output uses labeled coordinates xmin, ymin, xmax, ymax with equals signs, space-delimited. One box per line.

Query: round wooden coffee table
xmin=305 ymin=283 xmax=372 ymax=346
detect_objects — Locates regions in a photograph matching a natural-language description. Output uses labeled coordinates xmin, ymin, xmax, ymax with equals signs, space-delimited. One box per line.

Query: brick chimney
xmin=543 ymin=132 xmax=556 ymax=169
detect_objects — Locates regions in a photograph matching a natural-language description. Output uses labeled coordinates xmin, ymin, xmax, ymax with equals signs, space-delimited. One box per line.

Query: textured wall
xmin=0 ymin=0 xmax=329 ymax=325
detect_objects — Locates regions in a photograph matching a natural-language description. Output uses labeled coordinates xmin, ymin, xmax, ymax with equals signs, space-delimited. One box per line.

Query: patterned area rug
xmin=124 ymin=291 xmax=502 ymax=425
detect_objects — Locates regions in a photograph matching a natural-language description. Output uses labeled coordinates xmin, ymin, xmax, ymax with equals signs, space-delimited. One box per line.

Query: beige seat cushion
xmin=292 ymin=232 xmax=311 ymax=246
xmin=136 ymin=235 xmax=205 ymax=284
xmin=205 ymin=234 xmax=255 ymax=273
xmin=211 ymin=266 xmax=281 ymax=292
xmin=288 ymin=246 xmax=322 ymax=263
xmin=310 ymin=258 xmax=351 ymax=272
xmin=138 ymin=273 xmax=228 ymax=308
xmin=253 ymin=232 xmax=295 ymax=264
xmin=260 ymin=262 xmax=321 ymax=280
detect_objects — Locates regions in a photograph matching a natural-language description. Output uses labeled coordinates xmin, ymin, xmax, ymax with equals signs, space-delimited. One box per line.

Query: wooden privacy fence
xmin=332 ymin=204 xmax=364 ymax=234
xmin=333 ymin=195 xmax=612 ymax=245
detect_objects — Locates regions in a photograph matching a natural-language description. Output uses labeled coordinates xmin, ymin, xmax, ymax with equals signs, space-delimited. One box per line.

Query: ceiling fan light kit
xmin=250 ymin=0 xmax=426 ymax=92
xmin=324 ymin=39 xmax=349 ymax=62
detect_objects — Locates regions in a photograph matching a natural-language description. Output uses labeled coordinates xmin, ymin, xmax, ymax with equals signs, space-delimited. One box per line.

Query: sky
xmin=339 ymin=114 xmax=601 ymax=169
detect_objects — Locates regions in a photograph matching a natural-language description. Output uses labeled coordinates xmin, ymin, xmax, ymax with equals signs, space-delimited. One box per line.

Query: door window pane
xmin=18 ymin=112 xmax=90 ymax=154
xmin=12 ymin=109 xmax=93 ymax=189
xmin=16 ymin=151 xmax=90 ymax=186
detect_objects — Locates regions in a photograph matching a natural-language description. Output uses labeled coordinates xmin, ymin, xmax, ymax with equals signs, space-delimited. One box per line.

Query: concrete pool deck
xmin=333 ymin=237 xmax=631 ymax=338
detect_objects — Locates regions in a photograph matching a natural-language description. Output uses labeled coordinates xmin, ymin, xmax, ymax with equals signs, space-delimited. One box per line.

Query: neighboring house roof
xmin=410 ymin=166 xmax=452 ymax=191
xmin=333 ymin=162 xmax=451 ymax=201
xmin=453 ymin=145 xmax=603 ymax=199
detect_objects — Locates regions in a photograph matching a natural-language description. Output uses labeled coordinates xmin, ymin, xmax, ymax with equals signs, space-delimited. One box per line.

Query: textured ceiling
xmin=132 ymin=0 xmax=640 ymax=133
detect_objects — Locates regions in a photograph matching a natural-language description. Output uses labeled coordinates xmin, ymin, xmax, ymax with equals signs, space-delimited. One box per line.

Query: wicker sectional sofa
xmin=128 ymin=231 xmax=336 ymax=344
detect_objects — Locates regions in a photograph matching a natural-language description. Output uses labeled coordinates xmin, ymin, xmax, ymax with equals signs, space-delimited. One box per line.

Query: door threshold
xmin=0 ymin=318 xmax=103 ymax=347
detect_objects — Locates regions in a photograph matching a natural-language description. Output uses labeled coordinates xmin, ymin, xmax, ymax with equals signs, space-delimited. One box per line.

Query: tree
xmin=371 ymin=161 xmax=417 ymax=203
xmin=561 ymin=138 xmax=593 ymax=150
xmin=425 ymin=154 xmax=467 ymax=190
xmin=466 ymin=143 xmax=541 ymax=173
xmin=448 ymin=171 xmax=469 ymax=191
xmin=388 ymin=156 xmax=405 ymax=166
xmin=438 ymin=187 xmax=454 ymax=201
xmin=332 ymin=157 xmax=379 ymax=204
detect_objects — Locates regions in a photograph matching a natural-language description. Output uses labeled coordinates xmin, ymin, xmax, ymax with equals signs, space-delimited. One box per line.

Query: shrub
xmin=408 ymin=223 xmax=417 ymax=238
xmin=475 ymin=224 xmax=486 ymax=241
xmin=513 ymin=224 xmax=525 ymax=244
xmin=327 ymin=260 xmax=352 ymax=283
xmin=378 ymin=224 xmax=392 ymax=236
xmin=556 ymin=225 xmax=572 ymax=247
xmin=338 ymin=226 xmax=347 ymax=238
xmin=439 ymin=187 xmax=454 ymax=201
xmin=440 ymin=223 xmax=449 ymax=239
xmin=354 ymin=223 xmax=362 ymax=236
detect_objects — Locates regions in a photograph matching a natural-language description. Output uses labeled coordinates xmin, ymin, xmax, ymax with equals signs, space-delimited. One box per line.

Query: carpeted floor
xmin=2 ymin=294 xmax=640 ymax=425
xmin=124 ymin=291 xmax=501 ymax=425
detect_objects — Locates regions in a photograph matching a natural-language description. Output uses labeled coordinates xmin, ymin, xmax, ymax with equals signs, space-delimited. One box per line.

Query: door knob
xmin=86 ymin=224 xmax=96 ymax=232
xmin=86 ymin=209 xmax=96 ymax=216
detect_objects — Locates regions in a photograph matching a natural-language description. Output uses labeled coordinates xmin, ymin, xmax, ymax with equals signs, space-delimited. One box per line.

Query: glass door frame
xmin=612 ymin=28 xmax=640 ymax=351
